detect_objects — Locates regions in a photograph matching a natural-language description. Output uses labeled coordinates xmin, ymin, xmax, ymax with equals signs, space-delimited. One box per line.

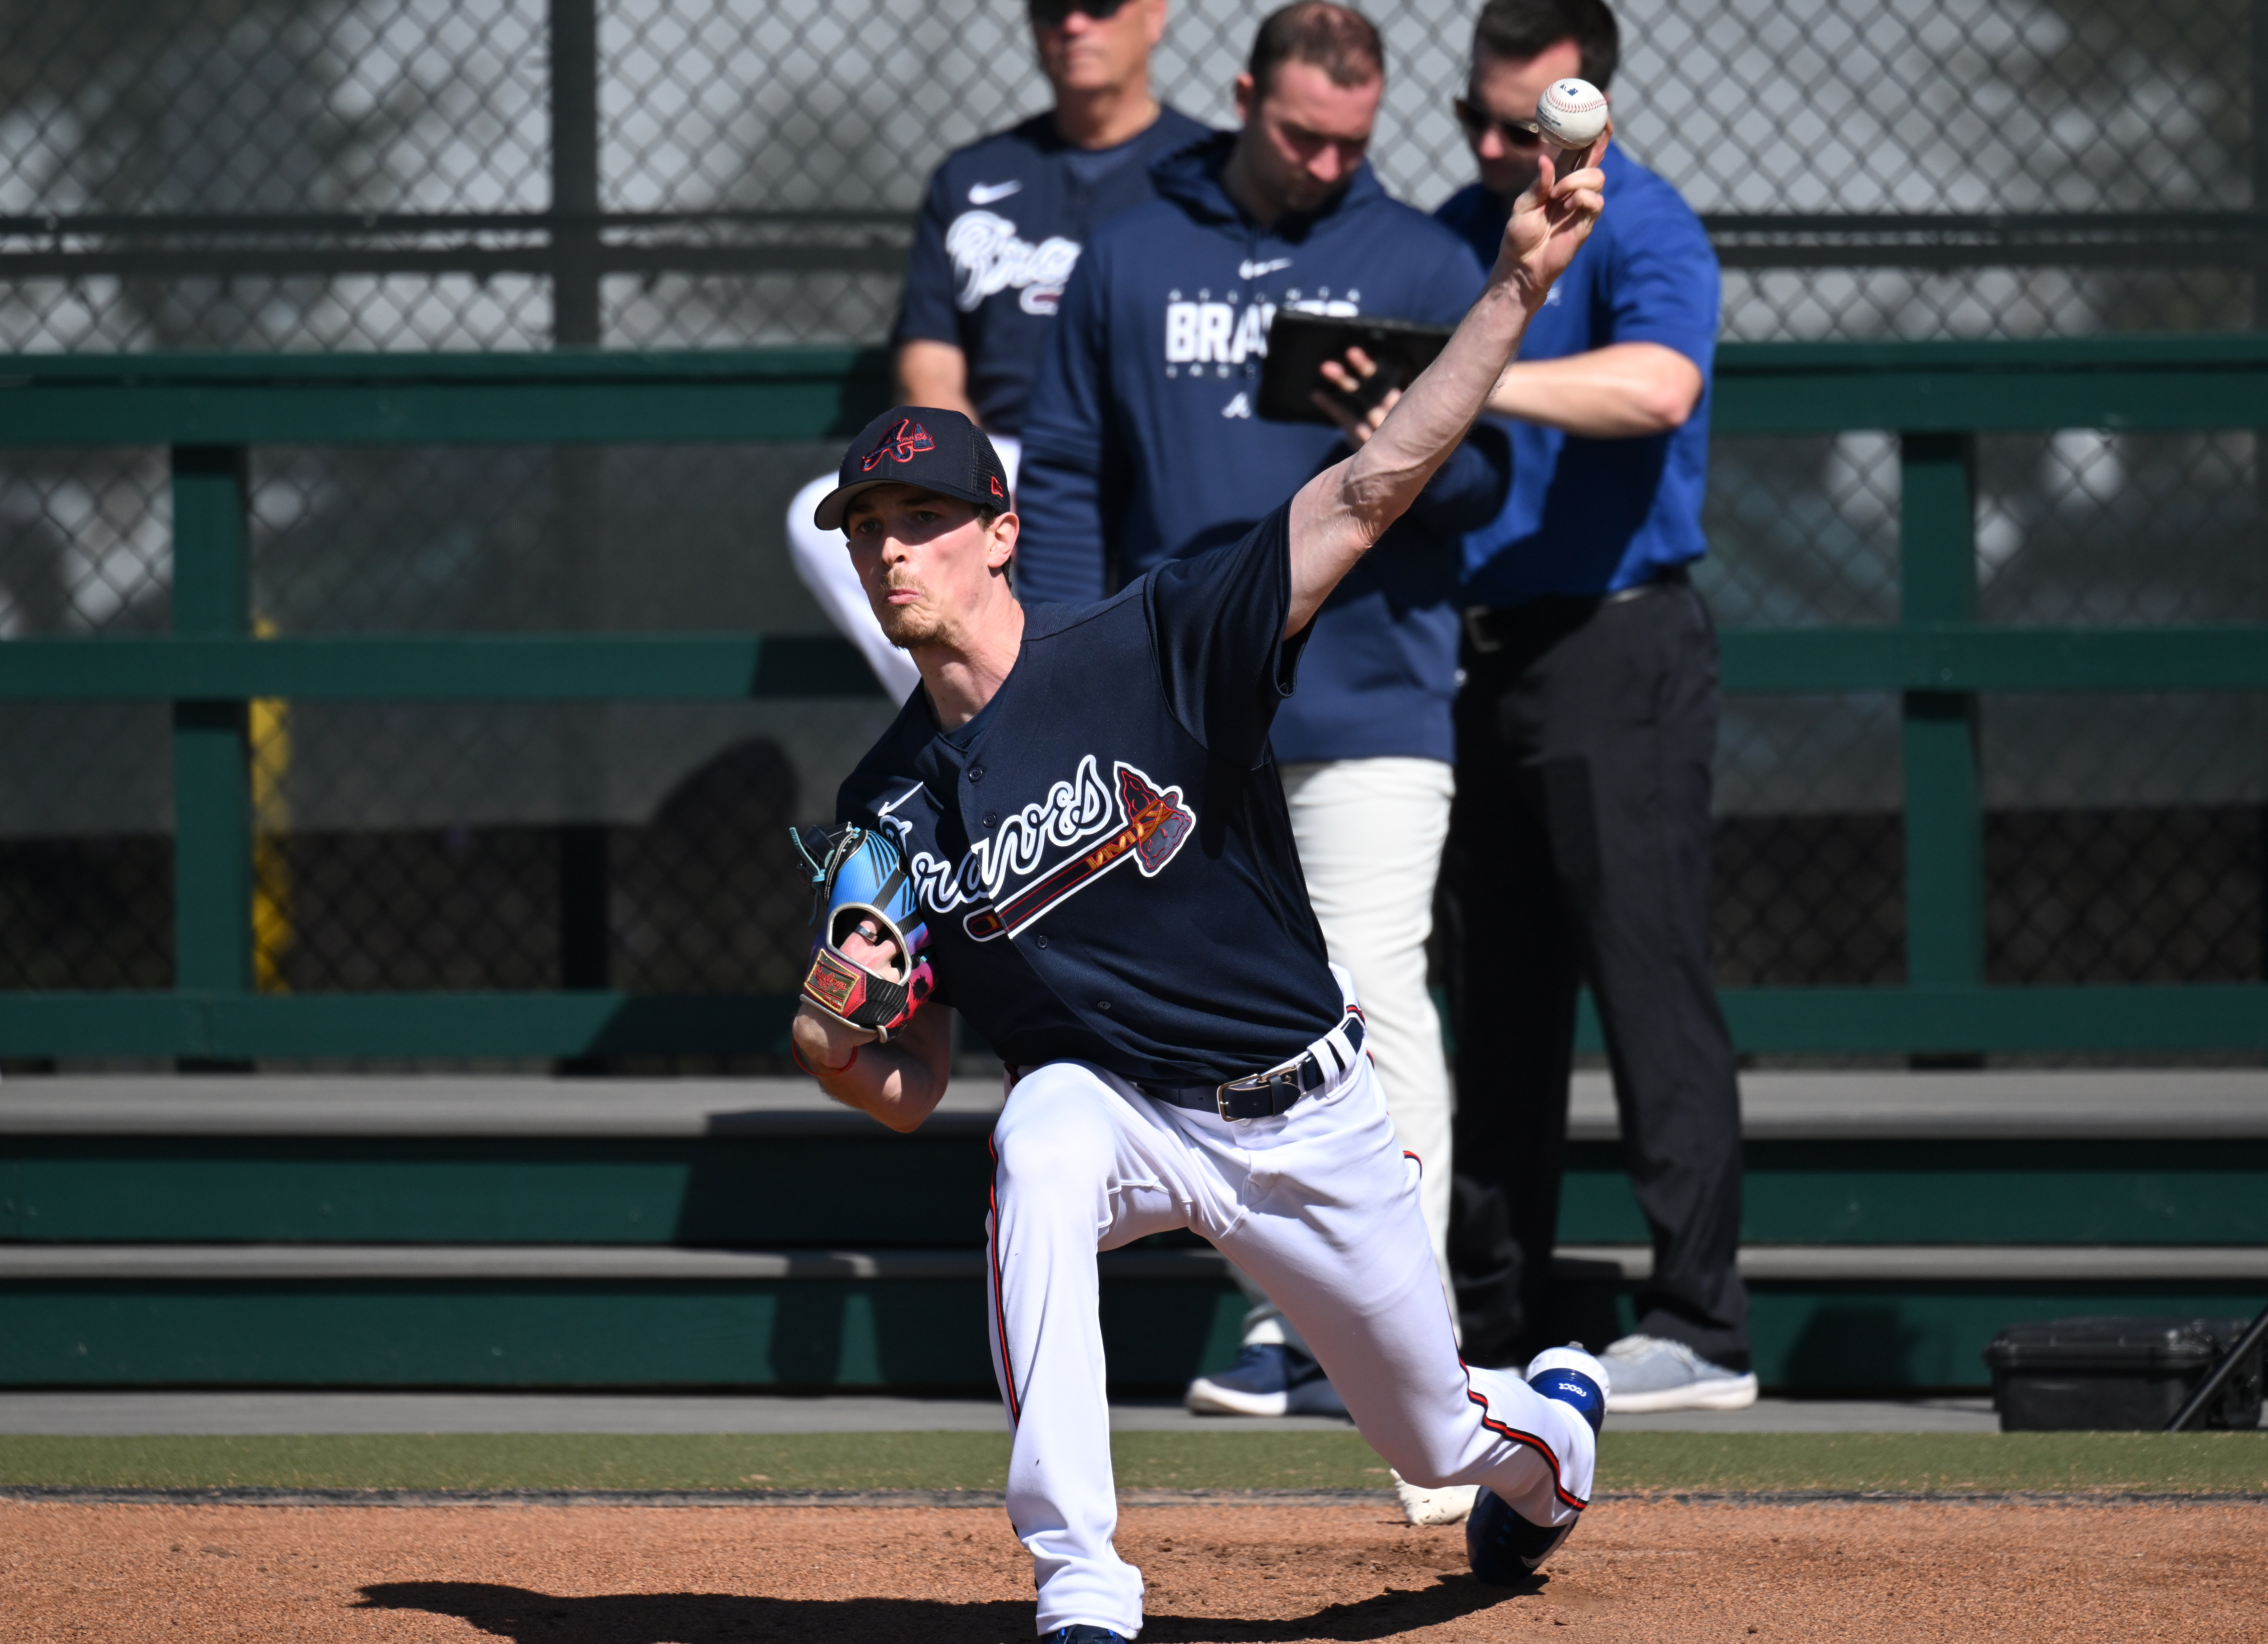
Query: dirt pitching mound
xmin=2 ymin=1497 xmax=2261 ymax=1642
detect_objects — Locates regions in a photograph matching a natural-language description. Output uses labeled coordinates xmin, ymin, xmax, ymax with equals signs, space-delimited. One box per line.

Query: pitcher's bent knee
xmin=991 ymin=1067 xmax=1120 ymax=1200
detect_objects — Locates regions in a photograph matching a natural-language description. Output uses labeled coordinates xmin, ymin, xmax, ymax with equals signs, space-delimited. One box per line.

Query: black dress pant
xmin=1445 ymin=576 xmax=1749 ymax=1371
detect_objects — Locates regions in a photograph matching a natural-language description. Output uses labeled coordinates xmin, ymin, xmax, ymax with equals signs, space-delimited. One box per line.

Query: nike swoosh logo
xmin=968 ymin=180 xmax=1023 ymax=205
xmin=1238 ymin=257 xmax=1292 ymax=279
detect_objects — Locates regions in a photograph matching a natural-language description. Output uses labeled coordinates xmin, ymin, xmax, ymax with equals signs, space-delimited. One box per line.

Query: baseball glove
xmin=790 ymin=822 xmax=935 ymax=1043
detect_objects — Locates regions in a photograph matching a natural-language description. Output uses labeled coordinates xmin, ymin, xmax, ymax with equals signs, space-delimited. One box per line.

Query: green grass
xmin=0 ymin=1430 xmax=2261 ymax=1495
xmin=1597 ymin=1431 xmax=2268 ymax=1494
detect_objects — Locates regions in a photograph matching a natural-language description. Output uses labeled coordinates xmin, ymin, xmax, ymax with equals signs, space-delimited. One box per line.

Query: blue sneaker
xmin=1050 ymin=1629 xmax=1130 ymax=1643
xmin=1466 ymin=1344 xmax=1608 ymax=1584
xmin=1185 ymin=1342 xmax=1347 ymax=1417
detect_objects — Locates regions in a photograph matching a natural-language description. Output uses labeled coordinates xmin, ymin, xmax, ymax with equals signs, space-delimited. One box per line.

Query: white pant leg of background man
xmin=1187 ymin=756 xmax=1459 ymax=1417
xmin=784 ymin=437 xmax=1021 ymax=702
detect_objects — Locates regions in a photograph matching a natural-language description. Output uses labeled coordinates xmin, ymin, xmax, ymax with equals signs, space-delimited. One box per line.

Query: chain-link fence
xmin=0 ymin=0 xmax=2262 ymax=1063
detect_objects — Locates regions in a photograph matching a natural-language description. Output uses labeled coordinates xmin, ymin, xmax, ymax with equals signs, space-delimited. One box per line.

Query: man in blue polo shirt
xmin=1435 ymin=0 xmax=1754 ymax=1417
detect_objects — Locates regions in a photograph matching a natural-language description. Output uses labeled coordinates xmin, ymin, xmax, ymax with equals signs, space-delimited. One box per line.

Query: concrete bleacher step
xmin=6 ymin=1243 xmax=2266 ymax=1283
xmin=2 ymin=1070 xmax=2262 ymax=1392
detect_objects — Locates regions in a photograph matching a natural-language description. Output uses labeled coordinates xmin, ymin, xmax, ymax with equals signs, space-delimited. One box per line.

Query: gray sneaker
xmin=1596 ymin=1334 xmax=1759 ymax=1413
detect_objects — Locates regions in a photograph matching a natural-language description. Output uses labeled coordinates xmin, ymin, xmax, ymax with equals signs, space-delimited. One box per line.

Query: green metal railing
xmin=0 ymin=337 xmax=2265 ymax=1060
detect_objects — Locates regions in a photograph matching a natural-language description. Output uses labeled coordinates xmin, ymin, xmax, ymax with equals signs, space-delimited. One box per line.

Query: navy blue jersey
xmin=893 ymin=106 xmax=1212 ymax=435
xmin=833 ymin=503 xmax=1342 ymax=1084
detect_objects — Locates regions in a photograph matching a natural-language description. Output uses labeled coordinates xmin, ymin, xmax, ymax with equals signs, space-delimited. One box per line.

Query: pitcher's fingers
xmin=1310 ymin=387 xmax=1375 ymax=444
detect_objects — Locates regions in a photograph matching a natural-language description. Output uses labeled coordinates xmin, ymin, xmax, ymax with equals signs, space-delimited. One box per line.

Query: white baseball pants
xmin=986 ymin=1044 xmax=1593 ymax=1637
xmin=783 ymin=435 xmax=1022 ymax=704
xmin=1275 ymin=755 xmax=1457 ymax=1313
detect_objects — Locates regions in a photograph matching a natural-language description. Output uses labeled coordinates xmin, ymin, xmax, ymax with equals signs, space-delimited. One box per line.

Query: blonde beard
xmin=875 ymin=597 xmax=947 ymax=650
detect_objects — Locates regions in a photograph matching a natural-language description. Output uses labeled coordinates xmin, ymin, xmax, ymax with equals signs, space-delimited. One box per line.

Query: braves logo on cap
xmin=861 ymin=418 xmax=935 ymax=472
xmin=989 ymin=474 xmax=1005 ymax=499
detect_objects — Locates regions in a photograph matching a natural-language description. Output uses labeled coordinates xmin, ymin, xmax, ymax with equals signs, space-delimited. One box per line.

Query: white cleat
xmin=1391 ymin=1468 xmax=1478 ymax=1526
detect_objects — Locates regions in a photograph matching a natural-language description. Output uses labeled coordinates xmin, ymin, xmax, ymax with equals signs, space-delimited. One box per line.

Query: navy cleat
xmin=1466 ymin=1343 xmax=1610 ymax=1585
xmin=1523 ymin=1343 xmax=1608 ymax=1434
xmin=1050 ymin=1629 xmax=1131 ymax=1643
xmin=1184 ymin=1342 xmax=1346 ymax=1417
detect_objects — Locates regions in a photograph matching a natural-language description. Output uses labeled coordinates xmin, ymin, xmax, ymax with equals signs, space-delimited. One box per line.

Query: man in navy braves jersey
xmin=787 ymin=128 xmax=1612 ymax=1644
xmin=785 ymin=0 xmax=1207 ymax=701
xmin=1013 ymin=2 xmax=1502 ymax=1418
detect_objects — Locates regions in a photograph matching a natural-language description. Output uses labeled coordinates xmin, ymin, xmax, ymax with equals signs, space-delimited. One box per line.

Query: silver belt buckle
xmin=1215 ymin=1064 xmax=1303 ymax=1120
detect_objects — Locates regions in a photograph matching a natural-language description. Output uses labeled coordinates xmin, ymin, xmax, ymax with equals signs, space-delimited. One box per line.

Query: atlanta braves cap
xmin=811 ymin=405 xmax=1013 ymax=532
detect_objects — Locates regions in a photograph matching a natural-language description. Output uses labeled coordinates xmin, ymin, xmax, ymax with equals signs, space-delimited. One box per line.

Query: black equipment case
xmin=1984 ymin=1316 xmax=2264 ymax=1432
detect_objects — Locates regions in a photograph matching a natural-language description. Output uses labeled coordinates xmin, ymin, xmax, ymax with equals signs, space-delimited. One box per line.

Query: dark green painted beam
xmin=0 ymin=992 xmax=801 ymax=1059
xmin=1898 ymin=433 xmax=1983 ymax=1000
xmin=0 ymin=348 xmax=895 ymax=446
xmin=2 ymin=625 xmax=2261 ymax=702
xmin=1 ymin=339 xmax=2264 ymax=444
xmin=0 ymin=633 xmax=886 ymax=701
xmin=169 ymin=447 xmax=253 ymax=1003
xmin=1556 ymin=1140 xmax=2268 ymax=1246
xmin=8 ymin=1136 xmax=2261 ymax=1248
xmin=1 ymin=984 xmax=2263 ymax=1059
xmin=1717 ymin=625 xmax=2268 ymax=693
xmin=0 ymin=1279 xmax=1247 ymax=1391
xmin=0 ymin=1135 xmax=1001 ymax=1246
xmin=0 ymin=1278 xmax=2256 ymax=1390
xmin=1712 ymin=333 xmax=2268 ymax=433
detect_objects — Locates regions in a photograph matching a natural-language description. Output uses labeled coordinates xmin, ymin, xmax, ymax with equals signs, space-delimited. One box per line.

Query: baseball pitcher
xmin=789 ymin=138 xmax=1611 ymax=1644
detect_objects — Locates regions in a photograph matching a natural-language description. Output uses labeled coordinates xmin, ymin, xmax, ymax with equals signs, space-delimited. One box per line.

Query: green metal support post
xmin=1898 ymin=431 xmax=1985 ymax=1053
xmin=169 ymin=446 xmax=254 ymax=1056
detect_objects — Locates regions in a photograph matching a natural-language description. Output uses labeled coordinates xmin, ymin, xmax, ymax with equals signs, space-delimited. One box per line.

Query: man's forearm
xmin=1486 ymin=342 xmax=1704 ymax=438
xmin=1338 ymin=279 xmax=1537 ymax=538
xmin=791 ymin=1002 xmax=952 ymax=1132
xmin=1283 ymin=154 xmax=1602 ymax=632
xmin=895 ymin=340 xmax=981 ymax=424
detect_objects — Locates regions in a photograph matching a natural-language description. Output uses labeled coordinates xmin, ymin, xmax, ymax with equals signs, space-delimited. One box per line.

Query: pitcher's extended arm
xmin=1285 ymin=149 xmax=1604 ymax=634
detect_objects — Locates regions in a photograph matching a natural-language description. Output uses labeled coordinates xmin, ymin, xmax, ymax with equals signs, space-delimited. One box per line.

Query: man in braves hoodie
xmin=1015 ymin=1 xmax=1509 ymax=1418
xmin=785 ymin=0 xmax=1208 ymax=701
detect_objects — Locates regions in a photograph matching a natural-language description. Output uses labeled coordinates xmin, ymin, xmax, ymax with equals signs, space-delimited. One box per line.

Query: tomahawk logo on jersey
xmin=875 ymin=754 xmax=1195 ymax=943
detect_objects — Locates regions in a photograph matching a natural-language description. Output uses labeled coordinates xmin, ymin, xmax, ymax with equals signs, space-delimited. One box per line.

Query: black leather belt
xmin=1463 ymin=563 xmax=1690 ymax=653
xmin=1140 ymin=1013 xmax=1366 ymax=1121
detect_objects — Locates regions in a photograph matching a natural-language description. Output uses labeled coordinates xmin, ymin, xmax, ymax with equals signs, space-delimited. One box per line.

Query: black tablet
xmin=1256 ymin=310 xmax=1457 ymax=425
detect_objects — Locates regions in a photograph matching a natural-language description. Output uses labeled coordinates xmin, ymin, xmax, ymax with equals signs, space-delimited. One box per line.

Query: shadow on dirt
xmin=356 ymin=1572 xmax=1542 ymax=1642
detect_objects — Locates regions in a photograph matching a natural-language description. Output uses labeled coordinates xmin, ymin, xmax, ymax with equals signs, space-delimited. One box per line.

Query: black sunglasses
xmin=1030 ymin=0 xmax=1133 ymax=24
xmin=1454 ymin=96 xmax=1547 ymax=150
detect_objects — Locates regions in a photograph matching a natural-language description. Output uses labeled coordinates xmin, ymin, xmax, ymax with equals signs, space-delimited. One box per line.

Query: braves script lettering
xmin=945 ymin=210 xmax=1083 ymax=316
xmin=874 ymin=754 xmax=1196 ymax=942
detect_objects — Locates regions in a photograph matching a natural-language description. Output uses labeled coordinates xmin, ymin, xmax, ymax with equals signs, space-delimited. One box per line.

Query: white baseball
xmin=1536 ymin=77 xmax=1608 ymax=151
